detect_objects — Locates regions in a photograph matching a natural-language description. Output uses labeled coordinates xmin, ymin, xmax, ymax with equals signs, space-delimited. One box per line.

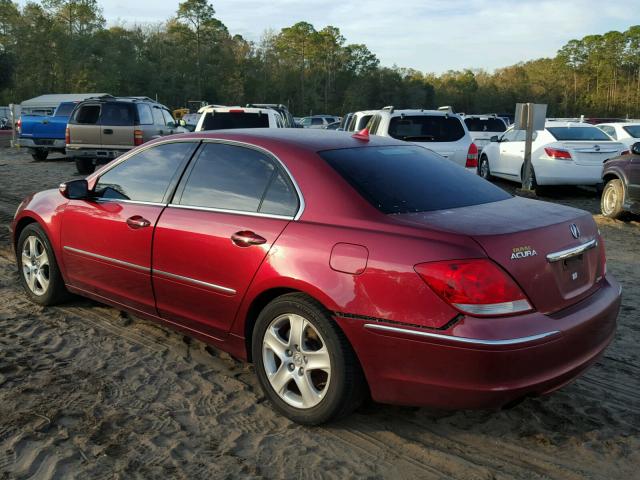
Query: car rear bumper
xmin=534 ymin=160 xmax=604 ymax=185
xmin=65 ymin=146 xmax=130 ymax=161
xmin=17 ymin=138 xmax=66 ymax=149
xmin=336 ymin=275 xmax=621 ymax=409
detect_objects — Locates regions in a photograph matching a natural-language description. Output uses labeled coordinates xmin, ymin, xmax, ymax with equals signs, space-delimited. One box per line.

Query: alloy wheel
xmin=21 ymin=235 xmax=50 ymax=296
xmin=262 ymin=313 xmax=331 ymax=409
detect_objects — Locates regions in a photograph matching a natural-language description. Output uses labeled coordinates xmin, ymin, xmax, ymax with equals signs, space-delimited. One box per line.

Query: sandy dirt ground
xmin=0 ymin=147 xmax=638 ymax=480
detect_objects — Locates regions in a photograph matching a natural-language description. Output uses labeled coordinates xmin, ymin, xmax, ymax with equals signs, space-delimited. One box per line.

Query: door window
xmin=152 ymin=107 xmax=165 ymax=125
xmin=177 ymin=143 xmax=298 ymax=216
xmin=162 ymin=109 xmax=176 ymax=127
xmin=137 ymin=104 xmax=153 ymax=125
xmin=74 ymin=105 xmax=101 ymax=124
xmin=501 ymin=129 xmax=517 ymax=142
xmin=94 ymin=142 xmax=196 ymax=203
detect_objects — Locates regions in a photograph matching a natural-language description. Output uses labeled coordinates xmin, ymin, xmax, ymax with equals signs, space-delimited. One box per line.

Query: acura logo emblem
xmin=570 ymin=224 xmax=580 ymax=239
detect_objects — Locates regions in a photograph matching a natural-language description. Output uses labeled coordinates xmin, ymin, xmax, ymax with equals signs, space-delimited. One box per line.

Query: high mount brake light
xmin=466 ymin=143 xmax=478 ymax=168
xmin=544 ymin=147 xmax=572 ymax=160
xmin=415 ymin=259 xmax=533 ymax=317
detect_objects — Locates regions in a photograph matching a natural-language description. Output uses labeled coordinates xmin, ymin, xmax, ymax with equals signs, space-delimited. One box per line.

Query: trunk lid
xmin=561 ymin=141 xmax=624 ymax=165
xmin=392 ymin=196 xmax=602 ymax=314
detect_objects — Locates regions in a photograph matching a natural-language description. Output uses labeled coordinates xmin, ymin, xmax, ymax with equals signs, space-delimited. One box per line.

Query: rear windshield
xmin=547 ymin=126 xmax=611 ymax=141
xmin=54 ymin=103 xmax=75 ymax=117
xmin=388 ymin=115 xmax=465 ymax=142
xmin=202 ymin=112 xmax=269 ymax=130
xmin=321 ymin=146 xmax=510 ymax=214
xmin=464 ymin=118 xmax=506 ymax=132
xmin=100 ymin=103 xmax=134 ymax=126
xmin=622 ymin=125 xmax=640 ymax=138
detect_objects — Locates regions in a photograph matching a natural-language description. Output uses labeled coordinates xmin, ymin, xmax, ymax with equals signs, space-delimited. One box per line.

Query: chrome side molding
xmin=364 ymin=323 xmax=560 ymax=346
xmin=546 ymin=238 xmax=597 ymax=263
xmin=153 ymin=269 xmax=236 ymax=295
xmin=63 ymin=246 xmax=150 ymax=272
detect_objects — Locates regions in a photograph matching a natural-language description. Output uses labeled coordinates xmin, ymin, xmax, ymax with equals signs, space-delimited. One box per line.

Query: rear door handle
xmin=103 ymin=129 xmax=113 ymax=134
xmin=126 ymin=215 xmax=151 ymax=229
xmin=231 ymin=231 xmax=267 ymax=247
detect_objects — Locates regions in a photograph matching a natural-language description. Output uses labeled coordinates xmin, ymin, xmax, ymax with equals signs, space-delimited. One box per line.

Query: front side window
xmin=162 ymin=109 xmax=176 ymax=127
xmin=74 ymin=105 xmax=101 ymax=124
xmin=388 ymin=115 xmax=465 ymax=142
xmin=177 ymin=143 xmax=298 ymax=215
xmin=547 ymin=126 xmax=611 ymax=141
xmin=321 ymin=145 xmax=510 ymax=214
xmin=501 ymin=129 xmax=516 ymax=142
xmin=94 ymin=142 xmax=195 ymax=203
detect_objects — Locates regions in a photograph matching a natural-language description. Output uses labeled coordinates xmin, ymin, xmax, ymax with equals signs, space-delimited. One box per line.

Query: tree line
xmin=1 ymin=0 xmax=639 ymax=117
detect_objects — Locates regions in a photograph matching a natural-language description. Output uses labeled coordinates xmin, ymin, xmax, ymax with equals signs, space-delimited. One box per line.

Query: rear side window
xmin=162 ymin=109 xmax=175 ymax=126
xmin=178 ymin=144 xmax=276 ymax=213
xmin=260 ymin=170 xmax=299 ymax=216
xmin=100 ymin=103 xmax=134 ymax=126
xmin=201 ymin=112 xmax=269 ymax=130
xmin=74 ymin=105 xmax=101 ymax=124
xmin=94 ymin=142 xmax=195 ymax=203
xmin=321 ymin=146 xmax=510 ymax=214
xmin=55 ymin=103 xmax=75 ymax=117
xmin=622 ymin=125 xmax=640 ymax=138
xmin=137 ymin=104 xmax=153 ymax=125
xmin=464 ymin=118 xmax=506 ymax=132
xmin=311 ymin=118 xmax=323 ymax=126
xmin=388 ymin=115 xmax=465 ymax=142
xmin=547 ymin=127 xmax=611 ymax=141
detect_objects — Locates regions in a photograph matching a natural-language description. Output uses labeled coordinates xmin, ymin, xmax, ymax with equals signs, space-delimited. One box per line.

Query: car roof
xmin=384 ymin=109 xmax=462 ymax=118
xmin=544 ymin=121 xmax=600 ymax=128
xmin=596 ymin=122 xmax=640 ymax=127
xmin=199 ymin=106 xmax=276 ymax=115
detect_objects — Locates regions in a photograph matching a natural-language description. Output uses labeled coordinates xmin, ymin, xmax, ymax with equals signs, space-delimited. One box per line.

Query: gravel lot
xmin=0 ymin=147 xmax=638 ymax=479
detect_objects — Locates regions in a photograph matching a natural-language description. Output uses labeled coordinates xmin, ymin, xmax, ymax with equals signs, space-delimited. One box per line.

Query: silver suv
xmin=66 ymin=96 xmax=180 ymax=174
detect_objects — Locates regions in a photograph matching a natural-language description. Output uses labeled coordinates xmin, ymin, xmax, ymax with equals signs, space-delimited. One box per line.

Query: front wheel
xmin=252 ymin=293 xmax=366 ymax=425
xmin=17 ymin=224 xmax=70 ymax=305
xmin=601 ymin=179 xmax=625 ymax=219
xmin=75 ymin=158 xmax=95 ymax=175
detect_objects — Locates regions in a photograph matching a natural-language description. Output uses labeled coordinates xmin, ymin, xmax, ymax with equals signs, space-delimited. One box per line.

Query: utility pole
xmin=521 ymin=103 xmax=535 ymax=191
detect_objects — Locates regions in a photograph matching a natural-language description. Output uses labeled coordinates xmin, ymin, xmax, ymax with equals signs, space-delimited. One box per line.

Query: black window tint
xmin=388 ymin=115 xmax=465 ymax=142
xmin=367 ymin=114 xmax=382 ymax=134
xmin=75 ymin=105 xmax=101 ymax=124
xmin=260 ymin=170 xmax=299 ymax=216
xmin=311 ymin=118 xmax=323 ymax=126
xmin=179 ymin=143 xmax=275 ymax=212
xmin=623 ymin=125 xmax=640 ymax=138
xmin=547 ymin=127 xmax=611 ymax=141
xmin=356 ymin=115 xmax=372 ymax=130
xmin=100 ymin=103 xmax=134 ymax=126
xmin=201 ymin=112 xmax=269 ymax=130
xmin=94 ymin=143 xmax=194 ymax=202
xmin=137 ymin=104 xmax=153 ymax=125
xmin=463 ymin=118 xmax=506 ymax=132
xmin=321 ymin=146 xmax=510 ymax=214
xmin=152 ymin=107 xmax=165 ymax=125
xmin=55 ymin=103 xmax=75 ymax=117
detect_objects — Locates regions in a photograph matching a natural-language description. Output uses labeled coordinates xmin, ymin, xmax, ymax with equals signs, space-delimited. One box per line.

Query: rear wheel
xmin=31 ymin=149 xmax=48 ymax=161
xmin=75 ymin=158 xmax=95 ymax=175
xmin=601 ymin=179 xmax=625 ymax=219
xmin=17 ymin=224 xmax=70 ymax=305
xmin=479 ymin=155 xmax=492 ymax=180
xmin=252 ymin=293 xmax=366 ymax=425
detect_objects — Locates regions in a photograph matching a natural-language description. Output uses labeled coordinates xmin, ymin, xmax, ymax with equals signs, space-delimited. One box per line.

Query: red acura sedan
xmin=11 ymin=129 xmax=621 ymax=424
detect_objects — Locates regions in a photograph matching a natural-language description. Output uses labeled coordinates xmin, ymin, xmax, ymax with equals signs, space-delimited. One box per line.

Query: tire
xmin=252 ymin=293 xmax=366 ymax=425
xmin=31 ymin=149 xmax=48 ymax=161
xmin=17 ymin=223 xmax=70 ymax=306
xmin=479 ymin=155 xmax=492 ymax=180
xmin=601 ymin=179 xmax=625 ymax=219
xmin=75 ymin=158 xmax=95 ymax=175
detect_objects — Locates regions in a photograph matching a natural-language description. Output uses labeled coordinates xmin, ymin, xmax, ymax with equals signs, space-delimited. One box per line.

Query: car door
xmin=628 ymin=155 xmax=640 ymax=201
xmin=152 ymin=141 xmax=300 ymax=338
xmin=60 ymin=141 xmax=197 ymax=314
xmin=489 ymin=128 xmax=516 ymax=175
xmin=500 ymin=129 xmax=526 ymax=177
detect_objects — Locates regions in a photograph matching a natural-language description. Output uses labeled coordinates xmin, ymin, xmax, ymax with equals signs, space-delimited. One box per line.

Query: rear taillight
xmin=134 ymin=129 xmax=144 ymax=146
xmin=65 ymin=127 xmax=70 ymax=145
xmin=415 ymin=259 xmax=533 ymax=317
xmin=16 ymin=118 xmax=21 ymax=134
xmin=544 ymin=147 xmax=572 ymax=160
xmin=466 ymin=143 xmax=478 ymax=168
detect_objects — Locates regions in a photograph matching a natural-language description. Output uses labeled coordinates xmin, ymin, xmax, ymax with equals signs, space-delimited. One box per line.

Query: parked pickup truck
xmin=17 ymin=102 xmax=76 ymax=160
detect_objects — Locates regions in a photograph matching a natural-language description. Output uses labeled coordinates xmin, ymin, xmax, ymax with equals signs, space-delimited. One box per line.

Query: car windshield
xmin=202 ymin=112 xmax=269 ymax=130
xmin=388 ymin=115 xmax=465 ymax=142
xmin=622 ymin=125 xmax=640 ymax=138
xmin=464 ymin=118 xmax=506 ymax=132
xmin=321 ymin=145 xmax=510 ymax=214
xmin=547 ymin=126 xmax=611 ymax=141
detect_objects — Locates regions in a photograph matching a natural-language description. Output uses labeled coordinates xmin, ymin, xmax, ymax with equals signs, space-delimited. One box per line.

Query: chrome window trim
xmin=95 ymin=198 xmax=166 ymax=207
xmin=364 ymin=323 xmax=560 ymax=346
xmin=154 ymin=269 xmax=236 ymax=295
xmin=63 ymin=246 xmax=150 ymax=272
xmin=546 ymin=238 xmax=597 ymax=263
xmin=166 ymin=203 xmax=294 ymax=221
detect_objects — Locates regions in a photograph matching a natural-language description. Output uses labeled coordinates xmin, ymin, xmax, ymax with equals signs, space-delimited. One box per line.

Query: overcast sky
xmin=25 ymin=0 xmax=640 ymax=73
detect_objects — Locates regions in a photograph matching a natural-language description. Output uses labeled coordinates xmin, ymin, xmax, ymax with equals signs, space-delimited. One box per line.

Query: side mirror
xmin=631 ymin=142 xmax=640 ymax=156
xmin=59 ymin=179 xmax=89 ymax=199
xmin=179 ymin=119 xmax=187 ymax=127
xmin=490 ymin=135 xmax=499 ymax=142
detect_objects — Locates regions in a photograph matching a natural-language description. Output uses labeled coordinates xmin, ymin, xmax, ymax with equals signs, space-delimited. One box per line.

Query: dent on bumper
xmin=336 ymin=276 xmax=621 ymax=409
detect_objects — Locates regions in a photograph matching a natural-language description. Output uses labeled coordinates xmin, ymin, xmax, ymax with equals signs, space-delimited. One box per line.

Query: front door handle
xmin=126 ymin=215 xmax=151 ymax=229
xmin=103 ymin=129 xmax=113 ymax=134
xmin=231 ymin=231 xmax=267 ymax=247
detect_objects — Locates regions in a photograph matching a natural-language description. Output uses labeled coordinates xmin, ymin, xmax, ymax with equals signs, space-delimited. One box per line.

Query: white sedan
xmin=596 ymin=122 xmax=640 ymax=148
xmin=478 ymin=121 xmax=626 ymax=188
